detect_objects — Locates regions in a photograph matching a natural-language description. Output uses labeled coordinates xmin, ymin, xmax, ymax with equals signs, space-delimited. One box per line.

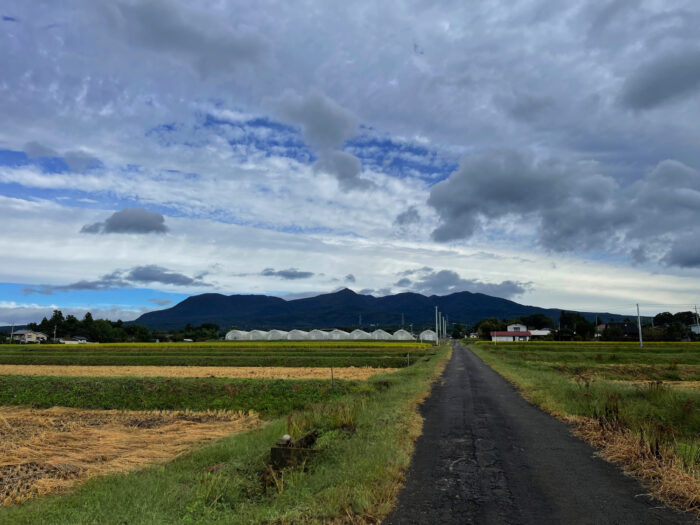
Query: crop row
xmin=0 ymin=341 xmax=429 ymax=351
xmin=0 ymin=375 xmax=375 ymax=416
xmin=0 ymin=354 xmax=414 ymax=368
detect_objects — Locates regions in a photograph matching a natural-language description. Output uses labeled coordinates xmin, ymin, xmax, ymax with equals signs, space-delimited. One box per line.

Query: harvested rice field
xmin=0 ymin=364 xmax=396 ymax=380
xmin=0 ymin=406 xmax=262 ymax=507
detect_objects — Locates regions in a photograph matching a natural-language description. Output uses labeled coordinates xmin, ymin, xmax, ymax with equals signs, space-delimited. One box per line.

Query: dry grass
xmin=0 ymin=365 xmax=396 ymax=380
xmin=563 ymin=414 xmax=700 ymax=516
xmin=0 ymin=406 xmax=262 ymax=507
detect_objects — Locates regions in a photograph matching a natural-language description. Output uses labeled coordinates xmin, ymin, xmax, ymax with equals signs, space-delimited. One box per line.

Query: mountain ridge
xmin=132 ymin=288 xmax=629 ymax=331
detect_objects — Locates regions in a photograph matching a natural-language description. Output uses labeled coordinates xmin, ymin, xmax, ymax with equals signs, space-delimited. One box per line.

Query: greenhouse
xmin=371 ymin=329 xmax=392 ymax=340
xmin=308 ymin=329 xmax=330 ymax=340
xmin=350 ymin=329 xmax=371 ymax=339
xmin=287 ymin=329 xmax=309 ymax=340
xmin=225 ymin=330 xmax=249 ymax=341
xmin=419 ymin=329 xmax=438 ymax=342
xmin=392 ymin=329 xmax=415 ymax=341
xmin=248 ymin=330 xmax=269 ymax=341
xmin=330 ymin=329 xmax=350 ymax=340
xmin=267 ymin=329 xmax=288 ymax=340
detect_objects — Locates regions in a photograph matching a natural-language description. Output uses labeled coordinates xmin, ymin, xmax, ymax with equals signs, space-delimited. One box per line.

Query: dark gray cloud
xmin=273 ymin=91 xmax=370 ymax=189
xmin=621 ymin=50 xmax=700 ymax=110
xmin=261 ymin=267 xmax=314 ymax=280
xmin=394 ymin=206 xmax=421 ymax=227
xmin=23 ymin=141 xmax=58 ymax=158
xmin=63 ymin=150 xmax=101 ymax=172
xmin=24 ymin=265 xmax=208 ymax=294
xmin=396 ymin=268 xmax=528 ymax=299
xmin=664 ymin=232 xmax=700 ymax=268
xmin=81 ymin=208 xmax=168 ymax=234
xmin=428 ymin=150 xmax=700 ymax=266
xmin=148 ymin=298 xmax=173 ymax=306
xmin=104 ymin=1 xmax=266 ymax=76
xmin=344 ymin=274 xmax=356 ymax=283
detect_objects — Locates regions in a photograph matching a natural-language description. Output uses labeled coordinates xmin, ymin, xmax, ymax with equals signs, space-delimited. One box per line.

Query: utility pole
xmin=9 ymin=323 xmax=14 ymax=344
xmin=636 ymin=303 xmax=643 ymax=348
xmin=53 ymin=324 xmax=57 ymax=343
xmin=694 ymin=305 xmax=700 ymax=336
xmin=435 ymin=306 xmax=439 ymax=346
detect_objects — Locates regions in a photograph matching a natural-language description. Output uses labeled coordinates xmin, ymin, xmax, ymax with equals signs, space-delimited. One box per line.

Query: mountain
xmin=132 ymin=288 xmax=628 ymax=331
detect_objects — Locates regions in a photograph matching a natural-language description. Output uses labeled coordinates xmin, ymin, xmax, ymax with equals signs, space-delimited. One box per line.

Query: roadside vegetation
xmin=0 ymin=343 xmax=449 ymax=523
xmin=471 ymin=341 xmax=700 ymax=514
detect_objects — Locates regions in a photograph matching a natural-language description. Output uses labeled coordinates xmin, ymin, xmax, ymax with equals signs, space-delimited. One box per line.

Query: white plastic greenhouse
xmin=350 ymin=329 xmax=371 ymax=340
xmin=225 ymin=330 xmax=249 ymax=341
xmin=308 ymin=329 xmax=330 ymax=340
xmin=392 ymin=329 xmax=415 ymax=341
xmin=419 ymin=329 xmax=438 ymax=342
xmin=287 ymin=329 xmax=309 ymax=340
xmin=248 ymin=330 xmax=269 ymax=341
xmin=330 ymin=329 xmax=349 ymax=340
xmin=371 ymin=329 xmax=393 ymax=340
xmin=267 ymin=330 xmax=288 ymax=340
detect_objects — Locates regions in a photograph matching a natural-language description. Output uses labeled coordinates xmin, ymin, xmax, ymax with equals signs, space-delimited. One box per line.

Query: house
xmin=11 ymin=330 xmax=48 ymax=344
xmin=490 ymin=330 xmax=531 ymax=342
xmin=529 ymin=328 xmax=552 ymax=338
xmin=469 ymin=332 xmax=479 ymax=339
xmin=507 ymin=323 xmax=527 ymax=332
xmin=60 ymin=336 xmax=88 ymax=344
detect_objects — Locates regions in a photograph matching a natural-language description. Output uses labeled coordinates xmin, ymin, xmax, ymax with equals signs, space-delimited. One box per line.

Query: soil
xmin=384 ymin=342 xmax=696 ymax=524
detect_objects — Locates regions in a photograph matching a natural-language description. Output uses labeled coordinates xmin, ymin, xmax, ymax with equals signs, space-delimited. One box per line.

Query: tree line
xmin=0 ymin=310 xmax=223 ymax=343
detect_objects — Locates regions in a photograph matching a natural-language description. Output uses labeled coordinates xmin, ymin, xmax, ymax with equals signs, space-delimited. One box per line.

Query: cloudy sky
xmin=2 ymin=1 xmax=700 ymax=324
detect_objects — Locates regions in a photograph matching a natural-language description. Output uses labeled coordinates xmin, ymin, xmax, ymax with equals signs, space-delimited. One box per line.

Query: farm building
xmin=249 ymin=330 xmax=269 ymax=341
xmin=225 ymin=330 xmax=249 ymax=341
xmin=11 ymin=330 xmax=48 ymax=343
xmin=350 ymin=329 xmax=371 ymax=339
xmin=419 ymin=329 xmax=437 ymax=342
xmin=490 ymin=330 xmax=531 ymax=342
xmin=267 ymin=330 xmax=288 ymax=340
xmin=287 ymin=329 xmax=309 ymax=340
xmin=371 ymin=329 xmax=392 ymax=340
xmin=309 ymin=329 xmax=330 ymax=340
xmin=330 ymin=329 xmax=350 ymax=340
xmin=392 ymin=329 xmax=415 ymax=341
xmin=529 ymin=328 xmax=552 ymax=338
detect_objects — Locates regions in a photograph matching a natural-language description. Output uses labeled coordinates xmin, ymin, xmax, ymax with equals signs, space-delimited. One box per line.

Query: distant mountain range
xmin=132 ymin=288 xmax=629 ymax=331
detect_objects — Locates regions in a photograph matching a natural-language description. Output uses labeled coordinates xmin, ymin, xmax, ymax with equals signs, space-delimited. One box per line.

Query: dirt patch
xmin=0 ymin=365 xmax=395 ymax=380
xmin=0 ymin=406 xmax=261 ymax=507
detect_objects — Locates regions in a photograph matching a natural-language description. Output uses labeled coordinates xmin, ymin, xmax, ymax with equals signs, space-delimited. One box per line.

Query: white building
xmin=350 ymin=329 xmax=371 ymax=339
xmin=419 ymin=329 xmax=437 ymax=342
xmin=249 ymin=330 xmax=269 ymax=341
xmin=267 ymin=330 xmax=288 ymax=340
xmin=490 ymin=330 xmax=531 ymax=342
xmin=309 ymin=329 xmax=330 ymax=340
xmin=287 ymin=329 xmax=309 ymax=340
xmin=225 ymin=330 xmax=250 ymax=341
xmin=371 ymin=329 xmax=393 ymax=340
xmin=529 ymin=328 xmax=552 ymax=338
xmin=330 ymin=329 xmax=350 ymax=340
xmin=507 ymin=323 xmax=527 ymax=332
xmin=392 ymin=329 xmax=415 ymax=341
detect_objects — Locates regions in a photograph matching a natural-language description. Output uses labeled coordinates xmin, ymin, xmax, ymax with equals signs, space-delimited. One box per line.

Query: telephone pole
xmin=434 ymin=306 xmax=439 ymax=346
xmin=636 ymin=303 xmax=643 ymax=348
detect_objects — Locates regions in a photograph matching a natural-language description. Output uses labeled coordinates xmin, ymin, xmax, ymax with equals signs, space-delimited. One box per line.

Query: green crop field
xmin=471 ymin=341 xmax=700 ymax=510
xmin=0 ymin=341 xmax=431 ymax=368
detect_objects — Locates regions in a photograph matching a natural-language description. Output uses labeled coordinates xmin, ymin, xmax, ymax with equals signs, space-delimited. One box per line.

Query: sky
xmin=2 ymin=0 xmax=700 ymax=325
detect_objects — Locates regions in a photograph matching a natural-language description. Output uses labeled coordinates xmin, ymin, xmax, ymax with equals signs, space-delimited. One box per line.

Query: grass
xmin=0 ymin=376 xmax=375 ymax=417
xmin=472 ymin=341 xmax=700 ymax=514
xmin=0 ymin=342 xmax=429 ymax=368
xmin=0 ymin=344 xmax=450 ymax=524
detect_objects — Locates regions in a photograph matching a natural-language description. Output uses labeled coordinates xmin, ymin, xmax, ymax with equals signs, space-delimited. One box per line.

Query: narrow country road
xmin=385 ymin=342 xmax=696 ymax=524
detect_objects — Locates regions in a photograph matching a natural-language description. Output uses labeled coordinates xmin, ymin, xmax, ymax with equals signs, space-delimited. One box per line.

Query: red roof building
xmin=490 ymin=331 xmax=531 ymax=341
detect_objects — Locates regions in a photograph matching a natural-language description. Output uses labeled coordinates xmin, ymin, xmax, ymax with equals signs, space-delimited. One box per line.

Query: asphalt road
xmin=385 ymin=342 xmax=696 ymax=525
